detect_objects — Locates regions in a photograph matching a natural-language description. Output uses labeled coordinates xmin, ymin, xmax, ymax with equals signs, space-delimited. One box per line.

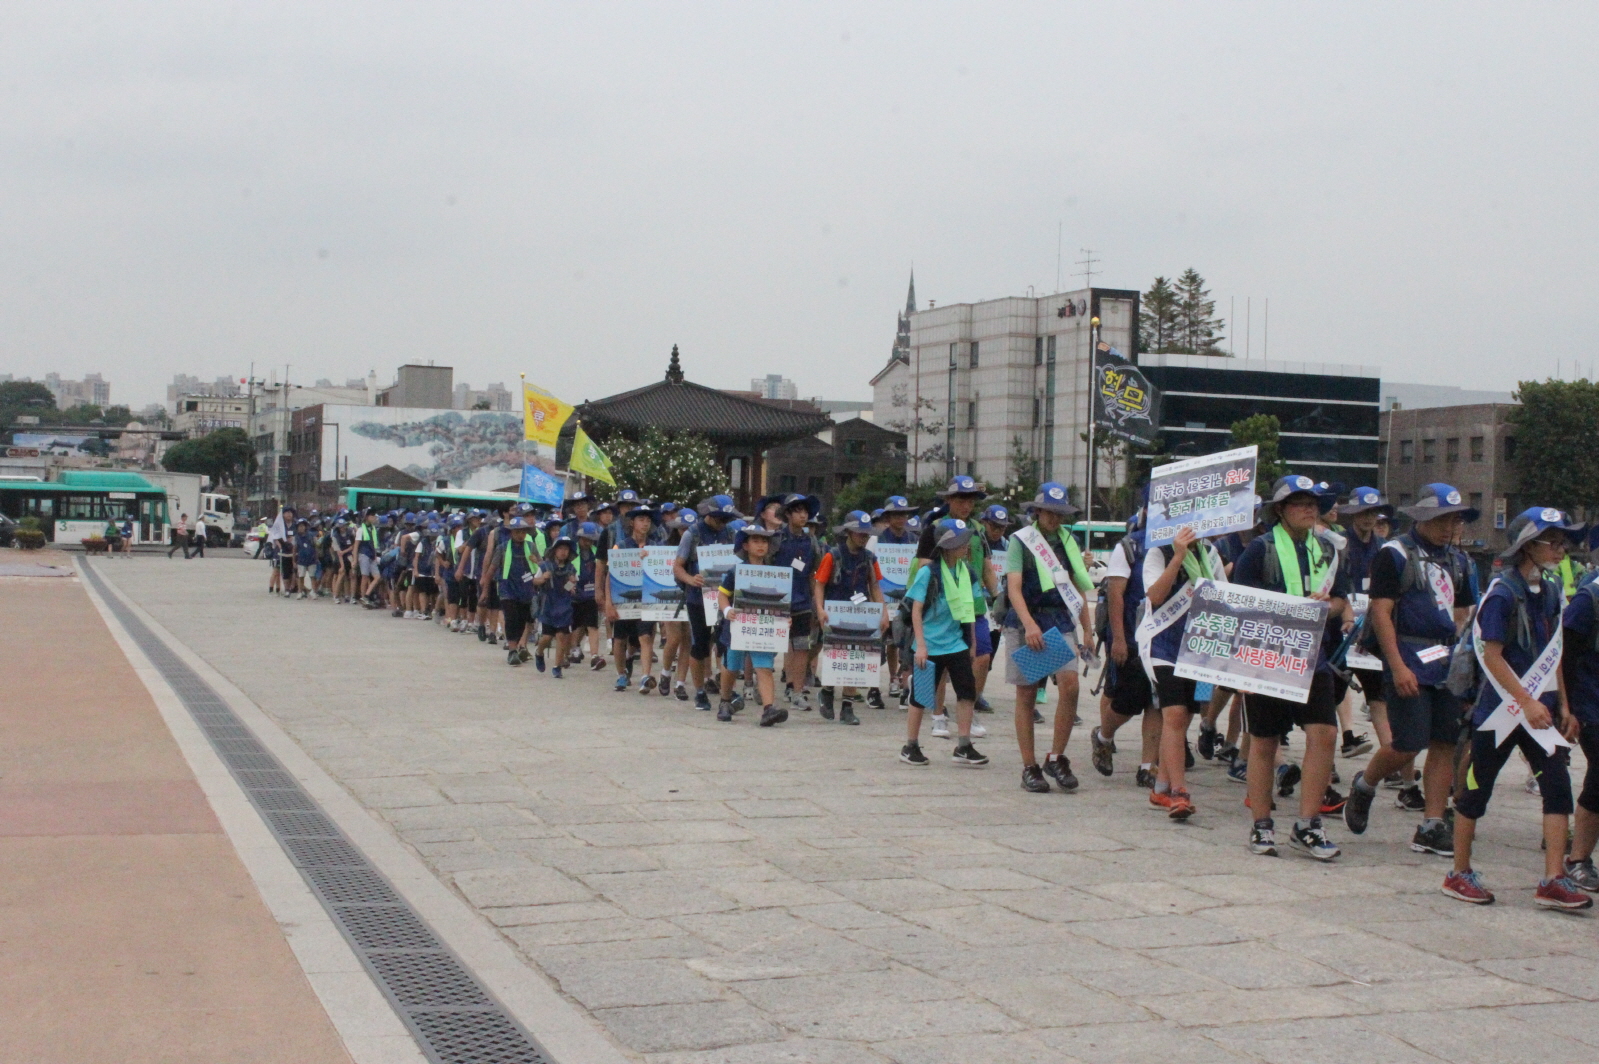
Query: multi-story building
xmin=172 ymin=394 xmax=251 ymax=436
xmin=751 ymin=375 xmax=799 ymax=401
xmin=246 ymin=377 xmax=376 ymax=512
xmin=1380 ymin=402 xmax=1520 ymax=554
xmin=43 ymin=373 xmax=111 ymax=408
xmin=871 ymin=286 xmax=1140 ymax=494
xmin=453 ymin=381 xmax=513 ymax=411
xmin=1140 ymin=354 xmax=1382 ymax=488
xmin=166 ymin=374 xmax=241 ymax=414
xmin=377 ymin=364 xmax=453 ymax=408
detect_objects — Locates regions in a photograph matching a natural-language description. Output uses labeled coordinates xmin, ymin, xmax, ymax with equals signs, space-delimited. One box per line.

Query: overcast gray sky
xmin=2 ymin=3 xmax=1594 ymax=409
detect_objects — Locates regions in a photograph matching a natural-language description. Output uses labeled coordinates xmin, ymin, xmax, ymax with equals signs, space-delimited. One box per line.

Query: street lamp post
xmin=1084 ymin=315 xmax=1101 ymax=554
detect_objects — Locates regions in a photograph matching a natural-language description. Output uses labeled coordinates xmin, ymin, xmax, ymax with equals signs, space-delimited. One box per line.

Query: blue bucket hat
xmin=1026 ymin=482 xmax=1080 ymax=518
xmin=881 ymin=495 xmax=918 ymax=515
xmin=576 ymin=521 xmax=601 ymax=540
xmin=506 ymin=516 xmax=529 ymax=531
xmin=905 ymin=514 xmax=923 ymax=532
xmin=734 ymin=523 xmax=780 ymax=551
xmin=980 ymin=504 xmax=1011 ymax=526
xmin=932 ymin=517 xmax=975 ymax=550
xmin=937 ymin=475 xmax=986 ymax=499
xmin=1266 ymin=475 xmax=1335 ymax=517
xmin=781 ymin=493 xmax=820 ymax=519
xmin=696 ymin=494 xmax=743 ymax=519
xmin=1400 ymin=482 xmax=1479 ymax=524
xmin=834 ymin=510 xmax=874 ymax=535
xmin=1501 ymin=507 xmax=1584 ymax=561
xmin=1341 ymin=486 xmax=1392 ymax=518
xmin=615 ymin=488 xmax=642 ymax=504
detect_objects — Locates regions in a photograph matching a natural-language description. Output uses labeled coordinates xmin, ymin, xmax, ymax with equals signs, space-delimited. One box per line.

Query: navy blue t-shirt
xmin=1562 ymin=588 xmax=1599 ymax=726
xmin=1231 ymin=531 xmax=1351 ymax=670
xmin=1472 ymin=573 xmax=1560 ymax=725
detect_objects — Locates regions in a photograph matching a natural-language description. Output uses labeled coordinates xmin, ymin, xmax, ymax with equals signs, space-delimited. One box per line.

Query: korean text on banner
xmin=570 ymin=424 xmax=615 ymax=485
xmin=696 ymin=543 xmax=737 ymax=626
xmin=607 ymin=547 xmax=645 ymax=621
xmin=1092 ymin=342 xmax=1161 ymax=446
xmin=730 ymin=563 xmax=792 ymax=653
xmin=522 ymin=382 xmax=574 ymax=446
xmin=874 ymin=544 xmax=915 ymax=602
xmin=638 ymin=546 xmax=684 ymax=621
xmin=1174 ymin=579 xmax=1330 ymax=703
xmin=1145 ymin=445 xmax=1258 ymax=549
xmin=819 ymin=599 xmax=884 ymax=687
xmin=519 ymin=464 xmax=565 ymax=506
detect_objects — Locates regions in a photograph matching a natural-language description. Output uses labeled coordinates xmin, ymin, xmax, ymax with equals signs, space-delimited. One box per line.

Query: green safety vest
xmin=501 ymin=536 xmax=536 ymax=579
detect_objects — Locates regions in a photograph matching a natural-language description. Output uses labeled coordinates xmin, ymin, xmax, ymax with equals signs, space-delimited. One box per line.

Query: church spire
xmin=892 ymin=269 xmax=915 ymax=364
xmin=905 ymin=269 xmax=916 ymax=316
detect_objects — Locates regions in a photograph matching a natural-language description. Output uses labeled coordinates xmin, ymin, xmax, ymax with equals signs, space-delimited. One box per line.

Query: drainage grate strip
xmin=83 ymin=563 xmax=552 ymax=1064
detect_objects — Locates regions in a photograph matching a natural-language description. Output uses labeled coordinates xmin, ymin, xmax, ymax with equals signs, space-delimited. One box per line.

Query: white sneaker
xmin=969 ymin=721 xmax=988 ymax=738
xmin=403 ymin=610 xmax=415 ymax=619
xmin=931 ymin=716 xmax=951 ymax=738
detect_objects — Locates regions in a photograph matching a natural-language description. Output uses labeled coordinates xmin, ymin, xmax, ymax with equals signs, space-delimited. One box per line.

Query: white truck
xmin=142 ymin=471 xmax=237 ymax=547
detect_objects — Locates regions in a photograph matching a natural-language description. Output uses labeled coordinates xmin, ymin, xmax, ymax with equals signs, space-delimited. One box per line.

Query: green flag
xmin=570 ymin=424 xmax=615 ymax=485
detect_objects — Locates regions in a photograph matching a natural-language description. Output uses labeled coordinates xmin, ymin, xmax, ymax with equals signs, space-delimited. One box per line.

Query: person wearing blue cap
xmin=453 ymin=511 xmax=483 ymax=628
xmin=559 ymin=491 xmax=593 ymax=542
xmin=1559 ymin=532 xmax=1599 ymax=893
xmin=1230 ymin=475 xmax=1349 ymax=860
xmin=493 ymin=517 xmax=540 ymax=666
xmin=570 ymin=522 xmax=604 ymax=669
xmin=1091 ymin=489 xmax=1160 ymax=787
xmin=1004 ymin=482 xmax=1093 ymax=794
xmin=715 ymin=524 xmax=787 ymax=726
xmin=812 ymin=511 xmax=887 ymax=725
xmin=599 ymin=503 xmax=660 ymax=692
xmin=914 ymin=478 xmax=998 ymax=734
xmin=356 ymin=510 xmax=382 ymax=606
xmin=530 ymin=536 xmax=579 ymax=677
xmin=902 ymin=517 xmax=988 ymax=767
xmin=674 ymin=495 xmax=744 ymax=709
xmin=1335 ymin=487 xmax=1392 ymax=760
xmin=973 ymin=503 xmax=1013 ymax=715
xmin=1444 ymin=507 xmax=1588 ymax=909
xmin=771 ymin=493 xmax=823 ymax=712
xmin=1345 ymin=483 xmax=1476 ymax=855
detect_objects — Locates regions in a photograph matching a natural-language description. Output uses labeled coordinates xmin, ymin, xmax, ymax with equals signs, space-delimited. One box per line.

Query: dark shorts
xmin=481 ymin=582 xmax=500 ymax=610
xmin=912 ymin=650 xmax=976 ymax=707
xmin=1457 ymin=725 xmax=1573 ymax=819
xmin=459 ymin=580 xmax=478 ymax=613
xmin=502 ymin=599 xmax=534 ymax=643
xmin=789 ymin=611 xmax=814 ymax=652
xmin=1243 ymin=670 xmax=1339 ymax=738
xmin=541 ymin=623 xmax=573 ymax=635
xmin=1106 ymin=652 xmax=1152 ymax=717
xmin=1381 ymin=681 xmax=1463 ymax=753
xmin=613 ymin=619 xmax=656 ymax=641
xmin=279 ymin=554 xmax=295 ymax=578
xmin=1153 ymin=665 xmax=1199 ymax=713
xmin=572 ymin=598 xmax=599 ymax=630
xmin=414 ymin=576 xmax=437 ymax=595
xmin=445 ymin=580 xmax=464 ymax=607
xmin=1352 ymin=667 xmax=1385 ymax=701
xmin=688 ymin=596 xmax=714 ymax=659
xmin=1578 ymin=722 xmax=1599 ymax=815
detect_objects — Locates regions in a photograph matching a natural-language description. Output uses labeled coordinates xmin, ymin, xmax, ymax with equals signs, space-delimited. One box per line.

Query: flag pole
xmin=1085 ymin=317 xmax=1101 ymax=555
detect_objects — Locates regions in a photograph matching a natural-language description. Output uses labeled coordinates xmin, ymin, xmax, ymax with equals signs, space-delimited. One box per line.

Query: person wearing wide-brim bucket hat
xmin=1230 ymin=474 xmax=1352 ymax=862
xmin=812 ymin=510 xmax=888 ymax=724
xmin=1002 ymin=481 xmax=1094 ymax=795
xmin=900 ymin=517 xmax=988 ymax=768
xmin=916 ymin=477 xmax=1001 ymax=715
xmin=1333 ymin=485 xmax=1396 ymax=773
xmin=876 ymin=496 xmax=919 ymax=546
xmin=1342 ymin=480 xmax=1480 ymax=850
xmin=1398 ymin=482 xmax=1481 ymax=526
xmin=1441 ymin=504 xmax=1590 ymax=910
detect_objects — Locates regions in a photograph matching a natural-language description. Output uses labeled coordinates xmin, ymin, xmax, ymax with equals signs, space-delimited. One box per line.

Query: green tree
xmin=1508 ymin=379 xmax=1599 ymax=518
xmin=1138 ymin=276 xmax=1181 ymax=353
xmin=1174 ymin=268 xmax=1227 ymax=354
xmin=603 ymin=427 xmax=731 ymax=504
xmin=101 ymin=405 xmax=134 ymax=427
xmin=0 ymin=381 xmax=57 ymax=427
xmin=163 ymin=427 xmax=257 ymax=488
xmin=1230 ymin=413 xmax=1286 ymax=484
xmin=55 ymin=403 xmax=104 ymax=424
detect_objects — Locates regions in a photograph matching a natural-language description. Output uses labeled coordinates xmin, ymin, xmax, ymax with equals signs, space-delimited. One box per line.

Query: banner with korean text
xmin=1174 ymin=579 xmax=1330 ymax=703
xmin=1144 ymin=445 xmax=1257 ymax=549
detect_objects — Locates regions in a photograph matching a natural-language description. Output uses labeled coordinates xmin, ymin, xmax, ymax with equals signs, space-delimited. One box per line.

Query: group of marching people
xmin=257 ymin=469 xmax=1599 ymax=908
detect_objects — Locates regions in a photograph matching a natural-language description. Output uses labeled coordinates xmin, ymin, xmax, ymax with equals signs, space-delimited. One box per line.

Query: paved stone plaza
xmin=97 ymin=555 xmax=1599 ymax=1063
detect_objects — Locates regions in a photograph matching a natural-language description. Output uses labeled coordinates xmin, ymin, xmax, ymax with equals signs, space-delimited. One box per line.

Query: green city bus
xmin=0 ymin=471 xmax=170 ymax=545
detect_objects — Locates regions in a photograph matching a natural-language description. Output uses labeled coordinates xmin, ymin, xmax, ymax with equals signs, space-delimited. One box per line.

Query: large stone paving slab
xmin=105 ymin=557 xmax=1598 ymax=1061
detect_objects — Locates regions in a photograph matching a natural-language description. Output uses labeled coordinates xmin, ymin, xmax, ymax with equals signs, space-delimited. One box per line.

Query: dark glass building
xmin=1138 ymin=354 xmax=1381 ymax=488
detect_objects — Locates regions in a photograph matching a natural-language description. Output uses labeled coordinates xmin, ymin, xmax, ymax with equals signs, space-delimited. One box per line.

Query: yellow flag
xmin=570 ymin=424 xmax=615 ymax=485
xmin=522 ymin=381 xmax=573 ymax=446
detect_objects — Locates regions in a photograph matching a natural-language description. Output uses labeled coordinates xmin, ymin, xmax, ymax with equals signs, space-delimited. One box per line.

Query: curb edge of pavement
xmin=79 ymin=557 xmax=635 ymax=1064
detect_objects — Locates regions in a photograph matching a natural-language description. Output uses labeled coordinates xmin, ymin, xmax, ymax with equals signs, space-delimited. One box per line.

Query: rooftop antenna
xmin=1073 ymin=248 xmax=1099 ymax=289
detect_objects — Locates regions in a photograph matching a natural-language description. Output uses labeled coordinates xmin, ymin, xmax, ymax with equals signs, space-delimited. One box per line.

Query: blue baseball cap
xmin=576 ymin=521 xmax=601 ymax=540
xmin=696 ymin=494 xmax=742 ymax=518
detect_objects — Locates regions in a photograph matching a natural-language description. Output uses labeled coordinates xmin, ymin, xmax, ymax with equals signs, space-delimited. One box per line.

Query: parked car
xmin=0 ymin=513 xmax=16 ymax=548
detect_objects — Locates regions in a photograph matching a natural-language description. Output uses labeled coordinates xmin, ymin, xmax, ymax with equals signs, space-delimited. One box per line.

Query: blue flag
xmin=520 ymin=464 xmax=565 ymax=506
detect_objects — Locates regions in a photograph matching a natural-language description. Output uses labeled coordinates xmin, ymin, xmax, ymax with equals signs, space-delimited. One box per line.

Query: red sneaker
xmin=1149 ymin=790 xmax=1173 ymax=811
xmin=1442 ymin=869 xmax=1495 ymax=905
xmin=1168 ymin=790 xmax=1195 ymax=820
xmin=1535 ymin=876 xmax=1594 ymax=911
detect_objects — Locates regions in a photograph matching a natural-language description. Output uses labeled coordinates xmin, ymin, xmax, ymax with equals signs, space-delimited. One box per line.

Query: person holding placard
xmin=1443 ymin=508 xmax=1588 ymax=908
xmin=1141 ymin=524 xmax=1229 ymax=820
xmin=674 ymin=495 xmax=744 ymax=711
xmin=902 ymin=518 xmax=988 ymax=768
xmin=599 ymin=504 xmax=659 ymax=692
xmin=771 ymin=493 xmax=823 ymax=713
xmin=716 ymin=524 xmax=786 ymax=727
xmin=1230 ymin=476 xmax=1349 ymax=860
xmin=877 ymin=495 xmax=921 ymax=706
xmin=814 ymin=511 xmax=887 ymax=725
xmin=1003 ymin=482 xmax=1095 ymax=795
xmin=1345 ymin=484 xmax=1475 ymax=855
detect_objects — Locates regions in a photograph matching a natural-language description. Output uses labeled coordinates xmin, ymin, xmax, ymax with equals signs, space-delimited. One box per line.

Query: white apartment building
xmin=871 ymin=286 xmax=1140 ymax=493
